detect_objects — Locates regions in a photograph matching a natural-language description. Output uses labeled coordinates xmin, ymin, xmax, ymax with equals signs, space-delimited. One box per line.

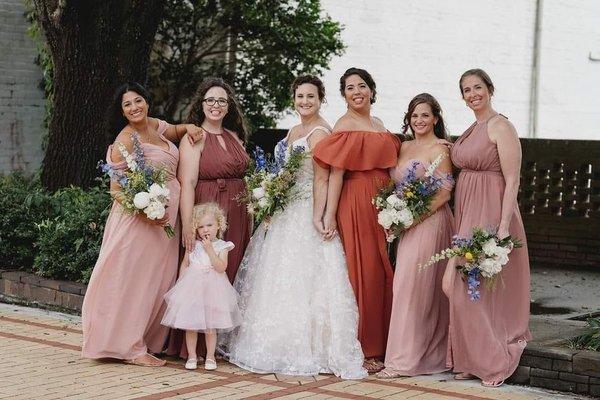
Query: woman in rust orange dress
xmin=313 ymin=68 xmax=401 ymax=372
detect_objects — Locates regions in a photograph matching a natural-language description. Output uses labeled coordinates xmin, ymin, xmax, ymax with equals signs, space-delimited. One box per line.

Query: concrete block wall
xmin=0 ymin=0 xmax=45 ymax=174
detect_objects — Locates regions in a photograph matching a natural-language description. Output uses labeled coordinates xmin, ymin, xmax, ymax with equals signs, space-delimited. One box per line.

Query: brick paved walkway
xmin=0 ymin=304 xmax=588 ymax=400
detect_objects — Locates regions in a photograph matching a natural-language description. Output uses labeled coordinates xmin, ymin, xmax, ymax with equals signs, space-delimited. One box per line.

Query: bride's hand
xmin=323 ymin=213 xmax=337 ymax=241
xmin=313 ymin=218 xmax=327 ymax=236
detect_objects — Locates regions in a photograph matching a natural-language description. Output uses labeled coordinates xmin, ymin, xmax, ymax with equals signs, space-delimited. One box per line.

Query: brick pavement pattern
xmin=0 ymin=304 xmax=586 ymax=400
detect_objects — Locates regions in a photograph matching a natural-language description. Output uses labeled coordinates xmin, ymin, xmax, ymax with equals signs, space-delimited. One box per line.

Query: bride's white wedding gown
xmin=223 ymin=127 xmax=367 ymax=379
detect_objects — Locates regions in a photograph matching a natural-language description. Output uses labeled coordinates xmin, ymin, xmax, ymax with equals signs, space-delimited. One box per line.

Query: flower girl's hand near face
xmin=199 ymin=234 xmax=215 ymax=252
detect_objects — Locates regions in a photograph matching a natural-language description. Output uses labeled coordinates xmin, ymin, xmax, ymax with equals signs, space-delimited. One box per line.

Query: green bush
xmin=570 ymin=317 xmax=600 ymax=352
xmin=0 ymin=173 xmax=54 ymax=270
xmin=33 ymin=183 xmax=111 ymax=283
xmin=0 ymin=172 xmax=112 ymax=283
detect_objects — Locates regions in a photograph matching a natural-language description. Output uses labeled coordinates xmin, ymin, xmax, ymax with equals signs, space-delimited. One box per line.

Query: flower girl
xmin=161 ymin=203 xmax=241 ymax=370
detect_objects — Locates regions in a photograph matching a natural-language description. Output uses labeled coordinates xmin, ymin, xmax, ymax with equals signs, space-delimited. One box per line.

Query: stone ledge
xmin=0 ymin=270 xmax=85 ymax=313
xmin=511 ymin=342 xmax=600 ymax=396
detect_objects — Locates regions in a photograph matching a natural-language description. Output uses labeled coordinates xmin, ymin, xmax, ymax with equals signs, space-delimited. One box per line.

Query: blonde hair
xmin=191 ymin=202 xmax=228 ymax=239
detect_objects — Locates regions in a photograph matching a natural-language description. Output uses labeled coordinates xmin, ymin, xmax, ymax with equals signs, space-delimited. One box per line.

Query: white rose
xmin=482 ymin=238 xmax=499 ymax=257
xmin=479 ymin=257 xmax=502 ymax=278
xmin=377 ymin=209 xmax=394 ymax=229
xmin=133 ymin=191 xmax=151 ymax=209
xmin=257 ymin=196 xmax=269 ymax=209
xmin=386 ymin=194 xmax=402 ymax=208
xmin=149 ymin=183 xmax=170 ymax=199
xmin=494 ymin=246 xmax=511 ymax=265
xmin=145 ymin=201 xmax=166 ymax=220
xmin=252 ymin=187 xmax=266 ymax=200
xmin=397 ymin=208 xmax=414 ymax=227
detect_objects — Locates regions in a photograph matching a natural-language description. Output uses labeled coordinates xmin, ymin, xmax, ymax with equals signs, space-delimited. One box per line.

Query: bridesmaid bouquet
xmin=373 ymin=154 xmax=446 ymax=242
xmin=419 ymin=227 xmax=522 ymax=300
xmin=98 ymin=133 xmax=174 ymax=237
xmin=238 ymin=143 xmax=307 ymax=226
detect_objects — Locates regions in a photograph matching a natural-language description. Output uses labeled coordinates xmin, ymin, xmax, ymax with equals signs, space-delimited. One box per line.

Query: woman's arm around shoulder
xmin=111 ymin=129 xmax=135 ymax=163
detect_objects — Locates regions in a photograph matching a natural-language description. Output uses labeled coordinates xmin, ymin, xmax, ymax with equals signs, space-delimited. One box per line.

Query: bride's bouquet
xmin=238 ymin=143 xmax=307 ymax=226
xmin=99 ymin=133 xmax=174 ymax=237
xmin=373 ymin=154 xmax=446 ymax=242
xmin=419 ymin=227 xmax=522 ymax=300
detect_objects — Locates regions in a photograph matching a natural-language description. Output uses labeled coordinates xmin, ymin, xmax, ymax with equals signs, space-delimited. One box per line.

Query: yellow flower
xmin=405 ymin=191 xmax=414 ymax=198
xmin=465 ymin=252 xmax=474 ymax=261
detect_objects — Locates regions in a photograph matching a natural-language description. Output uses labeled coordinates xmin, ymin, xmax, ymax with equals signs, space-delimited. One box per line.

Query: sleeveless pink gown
xmin=384 ymin=159 xmax=454 ymax=375
xmin=82 ymin=120 xmax=180 ymax=360
xmin=448 ymin=115 xmax=531 ymax=382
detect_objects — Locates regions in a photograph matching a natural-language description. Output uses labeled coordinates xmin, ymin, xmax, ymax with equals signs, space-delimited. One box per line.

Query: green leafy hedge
xmin=0 ymin=173 xmax=111 ymax=283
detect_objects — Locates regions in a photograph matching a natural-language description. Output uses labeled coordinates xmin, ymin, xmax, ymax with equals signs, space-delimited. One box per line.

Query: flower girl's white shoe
xmin=204 ymin=358 xmax=217 ymax=370
xmin=185 ymin=358 xmax=198 ymax=370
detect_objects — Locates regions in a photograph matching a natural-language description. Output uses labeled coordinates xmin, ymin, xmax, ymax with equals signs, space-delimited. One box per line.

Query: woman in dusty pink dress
xmin=377 ymin=94 xmax=454 ymax=378
xmin=82 ymin=82 xmax=204 ymax=366
xmin=444 ymin=69 xmax=531 ymax=387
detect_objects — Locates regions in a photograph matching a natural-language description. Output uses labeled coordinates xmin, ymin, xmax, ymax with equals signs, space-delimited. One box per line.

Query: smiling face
xmin=202 ymin=86 xmax=229 ymax=123
xmin=460 ymin=74 xmax=492 ymax=112
xmin=196 ymin=213 xmax=220 ymax=241
xmin=121 ymin=91 xmax=149 ymax=123
xmin=294 ymin=83 xmax=321 ymax=118
xmin=343 ymin=74 xmax=372 ymax=111
xmin=410 ymin=102 xmax=438 ymax=137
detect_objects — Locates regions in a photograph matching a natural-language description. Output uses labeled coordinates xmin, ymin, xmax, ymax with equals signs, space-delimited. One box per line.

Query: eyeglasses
xmin=203 ymin=97 xmax=228 ymax=107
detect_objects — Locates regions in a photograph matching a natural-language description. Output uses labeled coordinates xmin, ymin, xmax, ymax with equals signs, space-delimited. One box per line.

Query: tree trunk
xmin=33 ymin=0 xmax=166 ymax=191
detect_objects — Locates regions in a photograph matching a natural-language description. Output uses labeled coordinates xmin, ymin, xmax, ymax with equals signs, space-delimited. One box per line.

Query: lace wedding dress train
xmin=222 ymin=129 xmax=367 ymax=380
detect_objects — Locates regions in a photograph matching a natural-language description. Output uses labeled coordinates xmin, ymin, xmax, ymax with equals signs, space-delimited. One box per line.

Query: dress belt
xmin=198 ymin=177 xmax=244 ymax=191
xmin=460 ymin=168 xmax=502 ymax=176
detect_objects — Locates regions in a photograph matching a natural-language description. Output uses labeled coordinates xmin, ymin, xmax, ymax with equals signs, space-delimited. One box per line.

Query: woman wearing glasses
xmin=178 ymin=77 xmax=251 ymax=283
xmin=169 ymin=77 xmax=251 ymax=361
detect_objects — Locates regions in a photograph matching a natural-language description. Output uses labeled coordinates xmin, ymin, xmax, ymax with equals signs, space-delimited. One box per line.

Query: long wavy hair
xmin=107 ymin=82 xmax=151 ymax=137
xmin=186 ymin=77 xmax=248 ymax=142
xmin=402 ymin=93 xmax=448 ymax=140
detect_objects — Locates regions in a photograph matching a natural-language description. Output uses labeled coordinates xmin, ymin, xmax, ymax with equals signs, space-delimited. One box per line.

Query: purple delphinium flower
xmin=451 ymin=235 xmax=473 ymax=248
xmin=253 ymin=146 xmax=267 ymax=171
xmin=467 ymin=268 xmax=481 ymax=301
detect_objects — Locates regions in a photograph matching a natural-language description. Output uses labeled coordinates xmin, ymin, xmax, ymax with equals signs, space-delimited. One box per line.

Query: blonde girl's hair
xmin=191 ymin=202 xmax=228 ymax=239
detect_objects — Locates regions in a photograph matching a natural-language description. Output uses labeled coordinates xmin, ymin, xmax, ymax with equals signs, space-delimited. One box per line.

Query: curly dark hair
xmin=186 ymin=77 xmax=248 ymax=142
xmin=339 ymin=67 xmax=377 ymax=104
xmin=108 ymin=82 xmax=151 ymax=136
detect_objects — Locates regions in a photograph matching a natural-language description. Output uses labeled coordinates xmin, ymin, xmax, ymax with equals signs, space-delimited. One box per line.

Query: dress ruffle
xmin=313 ymin=131 xmax=401 ymax=171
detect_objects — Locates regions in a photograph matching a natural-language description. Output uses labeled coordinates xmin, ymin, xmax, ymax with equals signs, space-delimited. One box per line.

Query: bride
xmin=223 ymin=75 xmax=366 ymax=379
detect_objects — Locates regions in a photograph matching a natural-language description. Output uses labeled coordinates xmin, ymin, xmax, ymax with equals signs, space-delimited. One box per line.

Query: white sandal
xmin=204 ymin=358 xmax=217 ymax=370
xmin=185 ymin=358 xmax=198 ymax=370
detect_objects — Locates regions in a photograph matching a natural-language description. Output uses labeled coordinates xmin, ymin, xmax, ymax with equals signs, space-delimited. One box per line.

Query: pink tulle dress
xmin=161 ymin=240 xmax=241 ymax=332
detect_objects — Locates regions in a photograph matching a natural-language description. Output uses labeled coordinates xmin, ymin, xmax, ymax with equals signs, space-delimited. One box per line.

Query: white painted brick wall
xmin=279 ymin=0 xmax=600 ymax=140
xmin=0 ymin=0 xmax=45 ymax=173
